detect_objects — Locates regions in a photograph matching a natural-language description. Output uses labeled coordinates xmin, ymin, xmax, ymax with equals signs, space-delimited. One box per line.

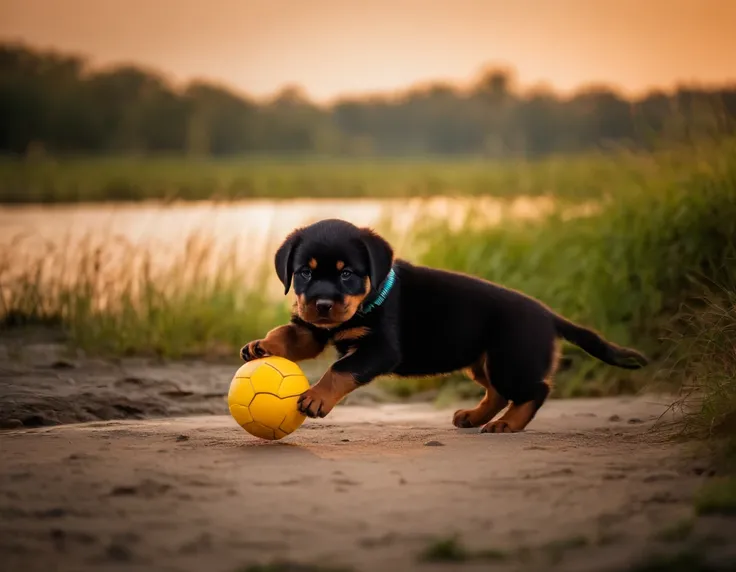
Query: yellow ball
xmin=227 ymin=356 xmax=310 ymax=440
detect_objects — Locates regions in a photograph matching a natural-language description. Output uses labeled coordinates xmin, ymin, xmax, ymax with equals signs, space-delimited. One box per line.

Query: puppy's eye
xmin=340 ymin=269 xmax=353 ymax=280
xmin=300 ymin=269 xmax=312 ymax=280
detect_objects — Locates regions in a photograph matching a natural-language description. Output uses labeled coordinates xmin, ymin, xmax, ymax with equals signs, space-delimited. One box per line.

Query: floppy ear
xmin=274 ymin=229 xmax=302 ymax=295
xmin=359 ymin=228 xmax=394 ymax=292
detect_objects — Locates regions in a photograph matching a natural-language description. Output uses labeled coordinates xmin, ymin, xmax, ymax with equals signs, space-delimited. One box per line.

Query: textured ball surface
xmin=228 ymin=357 xmax=310 ymax=440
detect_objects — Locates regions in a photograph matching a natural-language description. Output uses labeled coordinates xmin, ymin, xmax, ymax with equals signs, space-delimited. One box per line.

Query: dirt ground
xmin=1 ymin=341 xmax=735 ymax=572
xmin=0 ymin=336 xmax=386 ymax=429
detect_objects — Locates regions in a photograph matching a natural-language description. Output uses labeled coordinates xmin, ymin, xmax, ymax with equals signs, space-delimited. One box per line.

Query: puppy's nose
xmin=315 ymin=299 xmax=333 ymax=316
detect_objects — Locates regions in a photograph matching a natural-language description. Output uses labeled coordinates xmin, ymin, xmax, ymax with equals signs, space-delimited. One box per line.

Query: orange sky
xmin=1 ymin=0 xmax=735 ymax=101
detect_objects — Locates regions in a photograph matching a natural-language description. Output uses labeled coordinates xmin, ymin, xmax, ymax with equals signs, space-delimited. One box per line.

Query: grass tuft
xmin=627 ymin=549 xmax=731 ymax=572
xmin=543 ymin=535 xmax=589 ymax=564
xmin=654 ymin=518 xmax=694 ymax=543
xmin=419 ymin=536 xmax=468 ymax=562
xmin=694 ymin=478 xmax=736 ymax=516
xmin=240 ymin=562 xmax=353 ymax=572
xmin=418 ymin=536 xmax=509 ymax=563
xmin=667 ymin=280 xmax=736 ymax=466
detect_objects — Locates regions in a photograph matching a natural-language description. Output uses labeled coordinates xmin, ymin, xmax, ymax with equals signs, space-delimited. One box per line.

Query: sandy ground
xmin=0 ymin=337 xmax=385 ymax=429
xmin=1 ymin=341 xmax=735 ymax=572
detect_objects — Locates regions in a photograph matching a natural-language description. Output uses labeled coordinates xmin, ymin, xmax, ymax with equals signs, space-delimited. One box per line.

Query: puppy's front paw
xmin=297 ymin=387 xmax=335 ymax=419
xmin=240 ymin=340 xmax=270 ymax=362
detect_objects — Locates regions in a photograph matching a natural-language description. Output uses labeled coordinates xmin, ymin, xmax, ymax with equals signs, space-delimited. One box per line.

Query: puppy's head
xmin=274 ymin=219 xmax=393 ymax=327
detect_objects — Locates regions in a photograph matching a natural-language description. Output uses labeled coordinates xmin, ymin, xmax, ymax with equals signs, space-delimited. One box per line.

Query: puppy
xmin=240 ymin=219 xmax=648 ymax=433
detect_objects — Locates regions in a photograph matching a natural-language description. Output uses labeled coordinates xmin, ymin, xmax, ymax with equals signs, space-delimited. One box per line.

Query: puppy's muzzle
xmin=315 ymin=299 xmax=334 ymax=318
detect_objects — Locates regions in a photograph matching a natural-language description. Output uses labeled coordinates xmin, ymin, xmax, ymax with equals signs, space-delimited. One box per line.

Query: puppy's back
xmin=393 ymin=261 xmax=538 ymax=375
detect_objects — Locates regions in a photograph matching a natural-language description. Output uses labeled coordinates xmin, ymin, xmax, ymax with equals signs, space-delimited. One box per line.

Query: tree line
xmin=1 ymin=42 xmax=735 ymax=158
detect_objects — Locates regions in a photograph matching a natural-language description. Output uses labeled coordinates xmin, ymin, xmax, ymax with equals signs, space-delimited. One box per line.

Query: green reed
xmin=668 ymin=279 xmax=736 ymax=466
xmin=0 ymin=233 xmax=289 ymax=358
xmin=0 ymin=150 xmax=694 ymax=203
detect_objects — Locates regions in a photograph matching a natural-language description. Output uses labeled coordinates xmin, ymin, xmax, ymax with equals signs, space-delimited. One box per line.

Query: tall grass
xmin=0 ymin=151 xmax=694 ymax=203
xmin=670 ymin=280 xmax=736 ymax=465
xmin=414 ymin=140 xmax=736 ymax=396
xmin=0 ymin=234 xmax=289 ymax=357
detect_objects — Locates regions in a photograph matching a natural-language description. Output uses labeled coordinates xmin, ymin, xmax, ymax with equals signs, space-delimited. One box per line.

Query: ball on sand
xmin=228 ymin=357 xmax=310 ymax=440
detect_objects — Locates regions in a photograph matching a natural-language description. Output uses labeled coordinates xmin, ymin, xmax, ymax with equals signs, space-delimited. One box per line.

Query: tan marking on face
xmin=342 ymin=277 xmax=371 ymax=319
xmin=341 ymin=277 xmax=371 ymax=318
xmin=296 ymin=294 xmax=307 ymax=317
xmin=343 ymin=294 xmax=366 ymax=318
xmin=336 ymin=260 xmax=345 ymax=271
xmin=296 ymin=294 xmax=339 ymax=328
xmin=308 ymin=258 xmax=317 ymax=270
xmin=296 ymin=277 xmax=371 ymax=326
xmin=333 ymin=326 xmax=370 ymax=342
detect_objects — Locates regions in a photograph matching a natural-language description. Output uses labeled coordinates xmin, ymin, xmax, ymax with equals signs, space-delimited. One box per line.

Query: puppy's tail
xmin=553 ymin=315 xmax=648 ymax=369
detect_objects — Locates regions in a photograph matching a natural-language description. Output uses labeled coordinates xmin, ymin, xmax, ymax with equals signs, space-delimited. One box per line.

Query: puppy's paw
xmin=240 ymin=340 xmax=271 ymax=362
xmin=297 ymin=387 xmax=335 ymax=419
xmin=453 ymin=407 xmax=492 ymax=428
xmin=480 ymin=420 xmax=518 ymax=434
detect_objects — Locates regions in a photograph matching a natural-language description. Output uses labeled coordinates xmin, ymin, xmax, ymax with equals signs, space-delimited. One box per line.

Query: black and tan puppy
xmin=240 ymin=219 xmax=648 ymax=433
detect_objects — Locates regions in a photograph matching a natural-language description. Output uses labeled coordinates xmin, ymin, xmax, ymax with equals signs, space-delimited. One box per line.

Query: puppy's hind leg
xmin=480 ymin=380 xmax=550 ymax=433
xmin=480 ymin=334 xmax=558 ymax=433
xmin=453 ymin=355 xmax=509 ymax=428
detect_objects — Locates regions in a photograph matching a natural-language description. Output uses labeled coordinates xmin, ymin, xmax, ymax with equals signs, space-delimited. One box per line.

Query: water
xmin=1 ymin=195 xmax=558 ymax=253
xmin=0 ymin=196 xmax=565 ymax=294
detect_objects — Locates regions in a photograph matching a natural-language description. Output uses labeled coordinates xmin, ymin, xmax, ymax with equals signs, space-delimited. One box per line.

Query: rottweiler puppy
xmin=240 ymin=219 xmax=648 ymax=433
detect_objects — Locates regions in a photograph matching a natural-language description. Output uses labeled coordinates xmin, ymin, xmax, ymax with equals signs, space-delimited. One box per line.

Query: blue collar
xmin=359 ymin=267 xmax=397 ymax=315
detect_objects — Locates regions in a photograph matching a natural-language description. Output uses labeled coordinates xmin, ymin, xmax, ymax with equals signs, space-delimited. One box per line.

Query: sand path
xmin=2 ymin=394 xmax=733 ymax=572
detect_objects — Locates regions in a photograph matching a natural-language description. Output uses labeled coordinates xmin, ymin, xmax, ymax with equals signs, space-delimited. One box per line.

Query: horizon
xmin=4 ymin=38 xmax=736 ymax=107
xmin=2 ymin=0 xmax=736 ymax=103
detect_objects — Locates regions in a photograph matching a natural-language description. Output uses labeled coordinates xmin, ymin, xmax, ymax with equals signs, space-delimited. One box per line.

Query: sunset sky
xmin=1 ymin=0 xmax=735 ymax=101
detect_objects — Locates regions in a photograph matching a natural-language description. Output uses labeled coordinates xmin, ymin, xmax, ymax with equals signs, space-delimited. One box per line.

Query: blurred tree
xmin=473 ymin=68 xmax=516 ymax=157
xmin=1 ymin=42 xmax=734 ymax=158
xmin=185 ymin=82 xmax=257 ymax=155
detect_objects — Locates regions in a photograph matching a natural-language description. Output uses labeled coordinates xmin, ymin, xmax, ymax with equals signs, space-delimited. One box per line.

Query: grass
xmin=0 ymin=233 xmax=289 ymax=358
xmin=694 ymin=478 xmax=736 ymax=516
xmin=419 ymin=532 xmax=736 ymax=570
xmin=418 ymin=534 xmax=592 ymax=565
xmin=627 ymin=550 xmax=732 ymax=572
xmin=240 ymin=563 xmax=353 ymax=572
xmin=542 ymin=535 xmax=589 ymax=564
xmin=0 ymin=150 xmax=704 ymax=204
xmin=654 ymin=518 xmax=694 ymax=543
xmin=418 ymin=535 xmax=468 ymax=562
xmin=418 ymin=535 xmax=508 ymax=563
xmin=669 ymin=281 xmax=736 ymax=465
xmin=420 ymin=533 xmax=733 ymax=570
xmin=414 ymin=139 xmax=736 ymax=396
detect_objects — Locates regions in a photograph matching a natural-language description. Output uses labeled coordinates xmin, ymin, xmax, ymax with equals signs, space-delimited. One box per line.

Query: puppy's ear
xmin=359 ymin=228 xmax=394 ymax=292
xmin=274 ymin=229 xmax=302 ymax=295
